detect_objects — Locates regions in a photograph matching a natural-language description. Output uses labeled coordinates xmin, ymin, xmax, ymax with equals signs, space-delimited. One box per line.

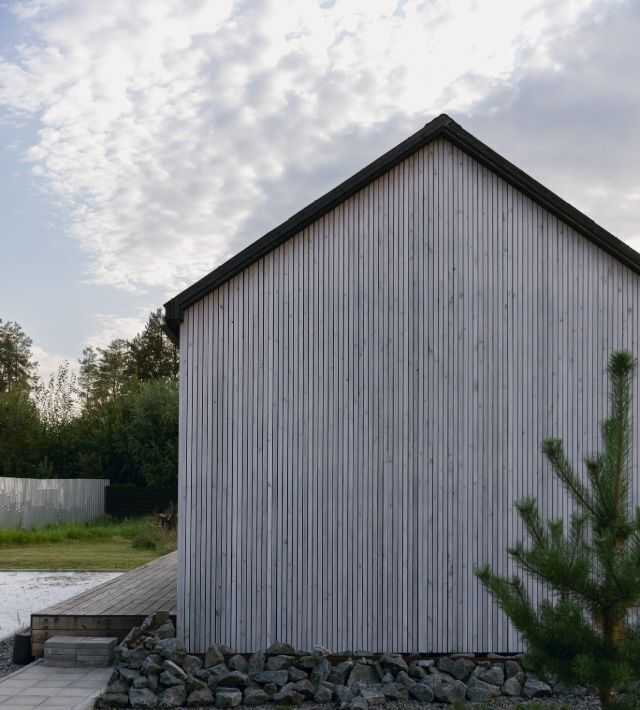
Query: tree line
xmin=0 ymin=310 xmax=179 ymax=487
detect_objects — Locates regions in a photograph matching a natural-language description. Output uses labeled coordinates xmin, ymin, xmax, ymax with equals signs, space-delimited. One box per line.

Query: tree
xmin=78 ymin=340 xmax=130 ymax=406
xmin=0 ymin=387 xmax=43 ymax=476
xmin=477 ymin=351 xmax=640 ymax=708
xmin=0 ymin=319 xmax=37 ymax=393
xmin=33 ymin=362 xmax=81 ymax=478
xmin=127 ymin=379 xmax=179 ymax=487
xmin=35 ymin=361 xmax=79 ymax=429
xmin=127 ymin=309 xmax=179 ymax=382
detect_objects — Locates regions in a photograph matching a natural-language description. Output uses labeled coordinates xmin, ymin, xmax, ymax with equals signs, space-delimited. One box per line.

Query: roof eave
xmin=164 ymin=113 xmax=640 ymax=342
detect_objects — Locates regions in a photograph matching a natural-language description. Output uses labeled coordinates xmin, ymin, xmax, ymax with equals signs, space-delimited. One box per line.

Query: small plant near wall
xmin=477 ymin=350 xmax=640 ymax=709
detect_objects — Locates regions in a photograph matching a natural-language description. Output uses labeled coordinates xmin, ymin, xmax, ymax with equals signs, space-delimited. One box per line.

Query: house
xmin=164 ymin=114 xmax=640 ymax=655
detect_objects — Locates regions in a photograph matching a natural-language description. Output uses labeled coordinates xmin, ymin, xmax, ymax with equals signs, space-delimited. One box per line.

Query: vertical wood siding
xmin=178 ymin=138 xmax=640 ymax=654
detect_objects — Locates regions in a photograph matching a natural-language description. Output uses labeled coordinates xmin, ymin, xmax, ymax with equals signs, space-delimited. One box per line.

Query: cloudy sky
xmin=1 ymin=0 xmax=639 ymax=379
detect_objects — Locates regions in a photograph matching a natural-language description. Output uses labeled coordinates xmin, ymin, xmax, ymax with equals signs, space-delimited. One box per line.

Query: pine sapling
xmin=477 ymin=350 xmax=640 ymax=708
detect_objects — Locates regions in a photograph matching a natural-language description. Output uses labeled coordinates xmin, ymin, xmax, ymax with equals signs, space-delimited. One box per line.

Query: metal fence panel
xmin=0 ymin=477 xmax=109 ymax=529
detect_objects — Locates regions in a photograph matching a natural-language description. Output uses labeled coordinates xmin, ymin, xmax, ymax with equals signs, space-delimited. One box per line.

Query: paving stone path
xmin=0 ymin=658 xmax=111 ymax=709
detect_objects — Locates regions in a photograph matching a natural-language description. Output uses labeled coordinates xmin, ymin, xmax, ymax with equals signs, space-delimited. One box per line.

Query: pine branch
xmin=541 ymin=438 xmax=596 ymax=516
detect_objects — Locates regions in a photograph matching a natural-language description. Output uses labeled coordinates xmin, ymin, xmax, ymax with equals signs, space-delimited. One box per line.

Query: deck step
xmin=44 ymin=636 xmax=117 ymax=668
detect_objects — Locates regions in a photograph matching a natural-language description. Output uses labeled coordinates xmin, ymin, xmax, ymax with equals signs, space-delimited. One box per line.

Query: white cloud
xmin=31 ymin=344 xmax=71 ymax=382
xmin=0 ymin=0 xmax=618 ymax=298
xmin=84 ymin=312 xmax=148 ymax=350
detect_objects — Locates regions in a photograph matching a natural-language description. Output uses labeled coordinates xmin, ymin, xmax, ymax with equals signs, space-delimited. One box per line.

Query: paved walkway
xmin=0 ymin=660 xmax=111 ymax=709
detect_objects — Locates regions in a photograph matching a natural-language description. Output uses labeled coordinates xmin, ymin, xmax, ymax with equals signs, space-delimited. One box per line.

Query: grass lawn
xmin=0 ymin=516 xmax=176 ymax=570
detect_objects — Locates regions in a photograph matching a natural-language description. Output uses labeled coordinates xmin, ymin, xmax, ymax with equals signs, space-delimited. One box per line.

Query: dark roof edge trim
xmin=165 ymin=113 xmax=640 ymax=339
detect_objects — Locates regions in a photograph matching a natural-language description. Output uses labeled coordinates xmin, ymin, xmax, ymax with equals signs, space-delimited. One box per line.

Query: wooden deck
xmin=31 ymin=551 xmax=176 ymax=656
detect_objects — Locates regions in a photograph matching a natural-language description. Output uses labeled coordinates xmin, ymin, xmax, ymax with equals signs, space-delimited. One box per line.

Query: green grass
xmin=0 ymin=515 xmax=177 ymax=570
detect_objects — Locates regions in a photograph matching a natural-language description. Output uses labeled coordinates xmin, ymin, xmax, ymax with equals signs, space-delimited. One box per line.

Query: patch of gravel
xmin=0 ymin=636 xmax=21 ymax=679
xmin=183 ymin=701 xmax=602 ymax=709
xmin=233 ymin=701 xmax=602 ymax=709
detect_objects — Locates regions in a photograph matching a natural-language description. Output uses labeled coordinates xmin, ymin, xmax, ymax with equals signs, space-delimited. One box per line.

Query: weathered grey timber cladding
xmin=177 ymin=136 xmax=640 ymax=654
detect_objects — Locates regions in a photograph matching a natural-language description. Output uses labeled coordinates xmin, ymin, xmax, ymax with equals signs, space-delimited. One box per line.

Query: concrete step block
xmin=44 ymin=636 xmax=81 ymax=649
xmin=76 ymin=659 xmax=111 ymax=667
xmin=44 ymin=657 xmax=76 ymax=668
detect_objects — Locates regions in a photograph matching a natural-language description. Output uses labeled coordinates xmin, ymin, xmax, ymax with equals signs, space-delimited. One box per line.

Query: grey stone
xmin=156 ymin=638 xmax=186 ymax=665
xmin=215 ymin=689 xmax=242 ymax=708
xmin=273 ymin=682 xmax=305 ymax=704
xmin=334 ymin=684 xmax=355 ymax=704
xmin=381 ymin=681 xmax=409 ymax=700
xmin=502 ymin=677 xmax=522 ymax=696
xmin=105 ymin=680 xmax=128 ymax=695
xmin=505 ymin=660 xmax=523 ymax=679
xmin=433 ymin=679 xmax=468 ymax=704
xmin=160 ymin=671 xmax=185 ymax=687
xmin=409 ymin=682 xmax=435 ymax=703
xmin=263 ymin=682 xmax=277 ymax=696
xmin=194 ymin=668 xmax=210 ymax=682
xmin=348 ymin=698 xmax=368 ymax=710
xmin=158 ymin=684 xmax=187 ymax=708
xmin=438 ymin=655 xmax=475 ymax=681
xmin=147 ymin=675 xmax=159 ymax=694
xmin=183 ymin=654 xmax=204 ymax=675
xmin=129 ymin=688 xmax=159 ymax=708
xmin=378 ymin=653 xmax=408 ymax=673
xmin=247 ymin=650 xmax=265 ymax=674
xmin=205 ymin=644 xmax=225 ymax=668
xmin=380 ymin=672 xmax=394 ymax=684
xmin=97 ymin=693 xmax=129 ymax=708
xmin=292 ymin=678 xmax=315 ymax=697
xmin=139 ymin=614 xmax=155 ymax=631
xmin=408 ymin=661 xmax=427 ymax=680
xmin=475 ymin=664 xmax=505 ymax=686
xmin=522 ymin=677 xmax=553 ymax=698
xmin=141 ymin=654 xmax=163 ymax=676
xmin=216 ymin=670 xmax=249 ymax=688
xmin=415 ymin=659 xmax=434 ymax=669
xmin=267 ymin=654 xmax=295 ymax=670
xmin=132 ymin=677 xmax=149 ymax=689
xmin=347 ymin=662 xmax=379 ymax=688
xmin=396 ymin=670 xmax=412 ymax=687
xmin=314 ymin=682 xmax=333 ymax=703
xmin=208 ymin=663 xmax=231 ymax=680
xmin=329 ymin=661 xmax=353 ymax=685
xmin=359 ymin=687 xmax=386 ymax=705
xmin=313 ymin=644 xmax=331 ymax=656
xmin=156 ymin=622 xmax=176 ymax=640
xmin=467 ymin=678 xmax=502 ymax=702
xmin=296 ymin=655 xmax=318 ymax=670
xmin=553 ymin=680 xmax=587 ymax=696
xmin=228 ymin=654 xmax=249 ymax=673
xmin=288 ymin=666 xmax=308 ymax=681
xmin=243 ymin=687 xmax=269 ymax=705
xmin=161 ymin=660 xmax=187 ymax=681
xmin=186 ymin=686 xmax=215 ymax=706
xmin=310 ymin=656 xmax=332 ymax=684
xmin=187 ymin=675 xmax=208 ymax=692
xmin=266 ymin=641 xmax=296 ymax=655
xmin=253 ymin=669 xmax=289 ymax=687
xmin=424 ymin=669 xmax=453 ymax=686
xmin=120 ymin=646 xmax=148 ymax=669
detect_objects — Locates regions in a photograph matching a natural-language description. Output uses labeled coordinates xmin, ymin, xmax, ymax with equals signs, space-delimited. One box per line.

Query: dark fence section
xmin=105 ymin=486 xmax=178 ymax=518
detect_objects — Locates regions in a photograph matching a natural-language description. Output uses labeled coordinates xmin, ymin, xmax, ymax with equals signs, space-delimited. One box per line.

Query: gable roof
xmin=164 ymin=113 xmax=640 ymax=340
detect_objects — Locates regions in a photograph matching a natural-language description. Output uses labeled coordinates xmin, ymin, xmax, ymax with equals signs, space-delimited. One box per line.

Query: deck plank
xmin=30 ymin=552 xmax=177 ymax=655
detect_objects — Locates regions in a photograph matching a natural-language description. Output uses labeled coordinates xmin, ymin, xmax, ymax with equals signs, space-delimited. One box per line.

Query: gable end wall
xmin=177 ymin=138 xmax=640 ymax=653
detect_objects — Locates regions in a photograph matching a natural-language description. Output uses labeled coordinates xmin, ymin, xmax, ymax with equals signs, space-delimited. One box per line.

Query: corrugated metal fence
xmin=0 ymin=477 xmax=109 ymax=529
